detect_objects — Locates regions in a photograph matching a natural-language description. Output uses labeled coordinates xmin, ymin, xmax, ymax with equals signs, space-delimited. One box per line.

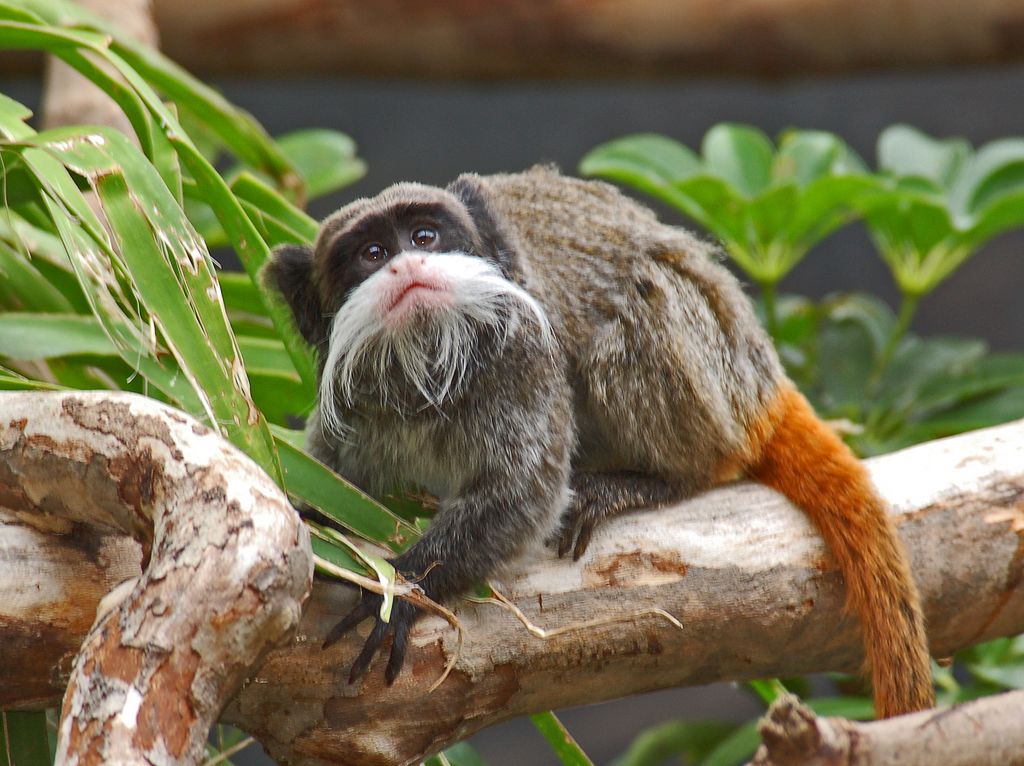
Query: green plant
xmin=580 ymin=125 xmax=874 ymax=332
xmin=862 ymin=125 xmax=1024 ymax=374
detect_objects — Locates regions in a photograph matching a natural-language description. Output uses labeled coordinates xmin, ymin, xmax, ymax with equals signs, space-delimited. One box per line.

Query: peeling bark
xmin=749 ymin=690 xmax=1024 ymax=766
xmin=2 ymin=396 xmax=1023 ymax=765
xmin=0 ymin=391 xmax=312 ymax=765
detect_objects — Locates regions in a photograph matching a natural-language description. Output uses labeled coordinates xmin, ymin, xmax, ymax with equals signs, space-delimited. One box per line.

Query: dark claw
xmin=323 ymin=587 xmax=420 ymax=685
xmin=556 ymin=500 xmax=602 ymax=560
xmin=572 ymin=519 xmax=596 ymax=561
xmin=348 ymin=617 xmax=388 ymax=684
xmin=322 ymin=597 xmax=374 ymax=648
xmin=384 ymin=612 xmax=413 ymax=685
xmin=556 ymin=525 xmax=574 ymax=558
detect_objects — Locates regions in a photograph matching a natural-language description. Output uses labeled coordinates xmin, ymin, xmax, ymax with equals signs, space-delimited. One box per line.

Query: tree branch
xmin=0 ymin=391 xmax=312 ymax=764
xmin=2 ymin=395 xmax=1023 ymax=765
xmin=749 ymin=690 xmax=1024 ymax=766
xmin=223 ymin=416 xmax=1024 ymax=765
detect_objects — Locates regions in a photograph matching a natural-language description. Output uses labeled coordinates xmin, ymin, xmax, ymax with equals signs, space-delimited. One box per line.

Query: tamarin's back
xmin=476 ymin=166 xmax=782 ymax=478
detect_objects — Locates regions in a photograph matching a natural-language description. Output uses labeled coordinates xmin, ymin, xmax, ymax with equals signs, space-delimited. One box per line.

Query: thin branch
xmin=749 ymin=691 xmax=1024 ymax=766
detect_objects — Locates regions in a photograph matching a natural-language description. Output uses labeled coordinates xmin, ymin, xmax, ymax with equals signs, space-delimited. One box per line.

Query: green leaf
xmin=816 ymin=295 xmax=896 ymax=414
xmin=237 ymin=335 xmax=297 ymax=375
xmin=875 ymin=335 xmax=988 ymax=414
xmin=909 ymin=385 xmax=1024 ymax=440
xmin=310 ymin=522 xmax=396 ymax=620
xmin=16 ymin=0 xmax=303 ymax=195
xmin=582 ymin=126 xmax=873 ymax=286
xmin=748 ymin=184 xmax=798 ymax=250
xmin=0 ymin=710 xmax=51 ymax=766
xmin=966 ymin=661 xmax=1024 ymax=690
xmin=0 ymin=313 xmax=114 ymax=359
xmin=610 ymin=721 xmax=736 ymax=766
xmin=914 ymin=353 xmax=1024 ymax=413
xmin=272 ymin=430 xmax=420 ymax=551
xmin=0 ymin=13 xmax=315 ymax=390
xmin=672 ymin=175 xmax=750 ymax=255
xmin=805 ymin=696 xmax=875 ymax=719
xmin=774 ymin=130 xmax=866 ymax=186
xmin=220 ymin=271 xmax=270 ymax=318
xmin=528 ymin=712 xmax=594 ymax=766
xmin=247 ymin=368 xmax=310 ymax=425
xmin=0 ymin=368 xmax=64 ymax=391
xmin=0 ymin=241 xmax=74 ymax=312
xmin=231 ymin=171 xmax=318 ymax=244
xmin=701 ymin=719 xmax=761 ymax=766
xmin=877 ymin=124 xmax=969 ymax=190
xmin=702 ymin=123 xmax=774 ymax=198
xmin=274 ymin=129 xmax=366 ymax=200
xmin=580 ymin=133 xmax=702 ymax=184
xmin=309 ymin=529 xmax=368 ymax=576
xmin=425 ymin=742 xmax=490 ymax=766
xmin=747 ymin=678 xmax=788 ymax=705
xmin=965 ymin=189 xmax=1024 ymax=247
xmin=787 ymin=174 xmax=877 ymax=250
xmin=949 ymin=137 xmax=1024 ymax=220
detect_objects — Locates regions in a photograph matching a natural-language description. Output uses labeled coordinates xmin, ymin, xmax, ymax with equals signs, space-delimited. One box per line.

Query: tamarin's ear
xmin=448 ymin=174 xmax=518 ymax=278
xmin=262 ymin=244 xmax=326 ymax=347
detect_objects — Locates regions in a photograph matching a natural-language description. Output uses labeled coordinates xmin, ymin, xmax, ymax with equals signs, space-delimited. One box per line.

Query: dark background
xmin=224 ymin=68 xmax=1024 ymax=351
xmin=6 ymin=64 xmax=1023 ymax=763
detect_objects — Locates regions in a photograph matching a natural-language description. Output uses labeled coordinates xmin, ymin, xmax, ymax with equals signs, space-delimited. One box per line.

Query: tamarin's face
xmin=264 ymin=183 xmax=547 ymax=424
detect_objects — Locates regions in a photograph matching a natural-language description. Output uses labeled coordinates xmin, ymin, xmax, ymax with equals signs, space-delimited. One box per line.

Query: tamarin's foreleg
xmin=557 ymin=471 xmax=699 ymax=560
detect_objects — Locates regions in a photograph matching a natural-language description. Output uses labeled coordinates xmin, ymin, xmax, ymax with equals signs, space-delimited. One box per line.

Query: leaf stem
xmin=872 ymin=292 xmax=920 ymax=387
xmin=529 ymin=712 xmax=594 ymax=766
xmin=759 ymin=280 xmax=779 ymax=337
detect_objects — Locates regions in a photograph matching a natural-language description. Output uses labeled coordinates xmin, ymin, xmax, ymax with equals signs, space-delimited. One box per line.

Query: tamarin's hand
xmin=323 ymin=580 xmax=419 ymax=685
xmin=264 ymin=166 xmax=934 ymax=716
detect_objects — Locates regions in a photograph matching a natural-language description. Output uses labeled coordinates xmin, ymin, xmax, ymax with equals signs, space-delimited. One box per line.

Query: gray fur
xmin=266 ymin=166 xmax=785 ymax=681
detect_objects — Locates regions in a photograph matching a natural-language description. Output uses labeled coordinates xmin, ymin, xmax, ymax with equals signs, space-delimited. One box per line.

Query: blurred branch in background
xmin=41 ymin=0 xmax=156 ymax=133
xmin=5 ymin=0 xmax=1024 ymax=80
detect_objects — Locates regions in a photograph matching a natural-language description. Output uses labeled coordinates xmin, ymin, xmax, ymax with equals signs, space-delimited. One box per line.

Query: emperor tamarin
xmin=264 ymin=165 xmax=934 ymax=717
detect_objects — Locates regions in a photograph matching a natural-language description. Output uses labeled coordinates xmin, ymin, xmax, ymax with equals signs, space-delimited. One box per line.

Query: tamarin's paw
xmin=323 ymin=588 xmax=420 ymax=685
xmin=555 ymin=494 xmax=609 ymax=561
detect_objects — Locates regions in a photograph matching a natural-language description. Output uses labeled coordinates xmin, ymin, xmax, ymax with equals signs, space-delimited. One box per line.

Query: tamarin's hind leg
xmin=557 ymin=471 xmax=697 ymax=560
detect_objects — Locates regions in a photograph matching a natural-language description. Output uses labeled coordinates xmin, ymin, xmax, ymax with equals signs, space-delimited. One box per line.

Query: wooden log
xmin=0 ymin=391 xmax=312 ymax=764
xmin=3 ymin=393 xmax=1023 ymax=764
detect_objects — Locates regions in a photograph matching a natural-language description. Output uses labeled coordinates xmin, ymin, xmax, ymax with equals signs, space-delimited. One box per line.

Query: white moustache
xmin=319 ymin=251 xmax=551 ymax=435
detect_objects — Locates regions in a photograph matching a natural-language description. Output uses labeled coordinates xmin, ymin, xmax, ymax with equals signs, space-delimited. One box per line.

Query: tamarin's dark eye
xmin=411 ymin=227 xmax=438 ymax=249
xmin=361 ymin=242 xmax=389 ymax=263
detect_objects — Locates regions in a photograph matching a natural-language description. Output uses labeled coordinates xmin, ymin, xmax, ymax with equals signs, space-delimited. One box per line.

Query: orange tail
xmin=746 ymin=385 xmax=934 ymax=718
